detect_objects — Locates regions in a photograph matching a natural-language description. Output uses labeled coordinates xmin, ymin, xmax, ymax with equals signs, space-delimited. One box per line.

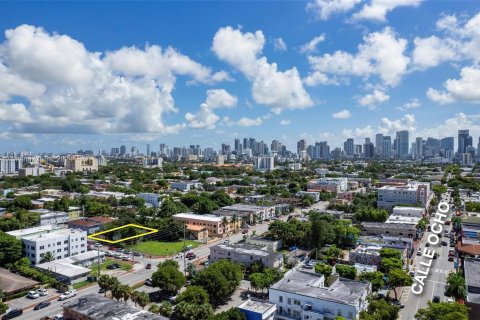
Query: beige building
xmin=173 ymin=212 xmax=241 ymax=238
xmin=65 ymin=156 xmax=98 ymax=172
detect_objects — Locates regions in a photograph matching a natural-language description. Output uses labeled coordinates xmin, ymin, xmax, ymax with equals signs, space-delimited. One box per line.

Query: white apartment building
xmin=307 ymin=178 xmax=348 ymax=193
xmin=136 ymin=193 xmax=161 ymax=208
xmin=39 ymin=211 xmax=70 ymax=226
xmin=213 ymin=204 xmax=276 ymax=223
xmin=296 ymin=191 xmax=320 ymax=202
xmin=210 ymin=243 xmax=283 ymax=269
xmin=0 ymin=158 xmax=22 ymax=174
xmin=18 ymin=166 xmax=45 ymax=177
xmin=22 ymin=228 xmax=88 ymax=264
xmin=171 ymin=181 xmax=202 ymax=191
xmin=269 ymin=268 xmax=371 ymax=320
xmin=377 ymin=182 xmax=431 ymax=210
xmin=254 ymin=156 xmax=275 ymax=172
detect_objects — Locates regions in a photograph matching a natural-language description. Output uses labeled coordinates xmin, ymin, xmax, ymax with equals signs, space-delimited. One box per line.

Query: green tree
xmin=315 ymin=263 xmax=333 ymax=278
xmin=192 ymin=197 xmax=218 ymax=214
xmin=121 ymin=284 xmax=132 ymax=303
xmin=379 ymin=248 xmax=402 ymax=260
xmin=12 ymin=195 xmax=33 ymax=210
xmin=359 ymin=272 xmax=385 ymax=292
xmin=173 ymin=301 xmax=214 ymax=320
xmin=209 ymin=308 xmax=246 ymax=320
xmin=359 ymin=298 xmax=399 ymax=320
xmin=135 ymin=291 xmax=150 ymax=310
xmin=324 ymin=245 xmax=341 ymax=259
xmin=445 ymin=272 xmax=466 ymax=300
xmin=380 ymin=258 xmax=403 ymax=273
xmin=111 ymin=282 xmax=123 ymax=302
xmin=415 ymin=301 xmax=469 ymax=320
xmin=40 ymin=251 xmax=56 ymax=263
xmin=158 ymin=301 xmax=173 ymax=317
xmin=152 ymin=260 xmax=186 ymax=294
xmin=176 ymin=285 xmax=210 ymax=305
xmin=98 ymin=275 xmax=113 ymax=297
xmin=388 ymin=269 xmax=413 ymax=300
xmin=335 ymin=264 xmax=357 ymax=280
xmin=0 ymin=231 xmax=23 ymax=266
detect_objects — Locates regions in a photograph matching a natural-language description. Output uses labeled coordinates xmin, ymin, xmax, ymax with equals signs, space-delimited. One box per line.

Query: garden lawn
xmin=132 ymin=240 xmax=199 ymax=256
xmin=90 ymin=258 xmax=133 ymax=274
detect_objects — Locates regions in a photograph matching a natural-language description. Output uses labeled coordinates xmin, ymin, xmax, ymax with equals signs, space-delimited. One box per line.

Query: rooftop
xmin=464 ymin=258 xmax=480 ymax=304
xmin=221 ymin=203 xmax=269 ymax=211
xmin=238 ymin=299 xmax=276 ymax=315
xmin=0 ymin=267 xmax=39 ymax=294
xmin=211 ymin=243 xmax=282 ymax=260
xmin=23 ymin=228 xmax=86 ymax=241
xmin=69 ymin=219 xmax=99 ymax=227
xmin=86 ymin=216 xmax=114 ymax=224
xmin=362 ymin=222 xmax=416 ymax=230
xmin=270 ymin=268 xmax=370 ymax=306
xmin=36 ymin=261 xmax=91 ymax=278
xmin=63 ymin=293 xmax=168 ymax=319
xmin=6 ymin=224 xmax=59 ymax=238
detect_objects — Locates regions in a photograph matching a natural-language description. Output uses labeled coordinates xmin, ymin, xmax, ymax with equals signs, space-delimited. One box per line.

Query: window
xmin=64 ymin=240 xmax=68 ymax=244
xmin=81 ymin=237 xmax=85 ymax=240
xmin=57 ymin=242 xmax=61 ymax=245
xmin=40 ymin=253 xmax=44 ymax=257
xmin=288 ymin=298 xmax=291 ymax=305
xmin=39 ymin=246 xmax=44 ymax=250
xmin=81 ymin=244 xmax=85 ymax=247
xmin=57 ymin=249 xmax=61 ymax=253
xmin=48 ymin=244 xmax=51 ymax=247
xmin=294 ymin=299 xmax=301 ymax=306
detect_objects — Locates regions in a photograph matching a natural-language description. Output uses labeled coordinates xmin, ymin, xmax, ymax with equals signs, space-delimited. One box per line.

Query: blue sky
xmin=0 ymin=0 xmax=479 ymax=153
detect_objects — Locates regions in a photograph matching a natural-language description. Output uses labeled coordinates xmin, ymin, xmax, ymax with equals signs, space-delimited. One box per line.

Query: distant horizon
xmin=0 ymin=1 xmax=479 ymax=153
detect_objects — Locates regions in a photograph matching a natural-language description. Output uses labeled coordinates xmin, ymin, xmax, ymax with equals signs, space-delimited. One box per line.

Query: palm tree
xmin=40 ymin=251 xmax=55 ymax=263
xmin=121 ymin=284 xmax=132 ymax=303
xmin=158 ymin=301 xmax=173 ymax=317
xmin=135 ymin=291 xmax=150 ymax=309
xmin=231 ymin=214 xmax=239 ymax=233
xmin=111 ymin=282 xmax=123 ymax=302
xmin=221 ymin=216 xmax=229 ymax=235
xmin=148 ymin=304 xmax=160 ymax=314
xmin=98 ymin=275 xmax=112 ymax=297
xmin=130 ymin=290 xmax=139 ymax=307
xmin=446 ymin=272 xmax=466 ymax=300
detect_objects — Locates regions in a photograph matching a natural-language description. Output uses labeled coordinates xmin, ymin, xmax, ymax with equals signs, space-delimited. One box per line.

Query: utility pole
xmin=97 ymin=247 xmax=101 ymax=278
xmin=183 ymin=221 xmax=187 ymax=276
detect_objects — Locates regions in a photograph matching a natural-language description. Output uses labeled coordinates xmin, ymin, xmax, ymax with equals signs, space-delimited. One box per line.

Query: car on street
xmin=425 ymin=242 xmax=430 ymax=247
xmin=392 ymin=300 xmax=405 ymax=308
xmin=122 ymin=256 xmax=131 ymax=261
xmin=144 ymin=278 xmax=153 ymax=286
xmin=185 ymin=252 xmax=196 ymax=259
xmin=59 ymin=290 xmax=77 ymax=301
xmin=417 ymin=249 xmax=422 ymax=256
xmin=36 ymin=288 xmax=48 ymax=296
xmin=432 ymin=296 xmax=441 ymax=303
xmin=27 ymin=290 xmax=40 ymax=299
xmin=146 ymin=263 xmax=152 ymax=269
xmin=441 ymin=241 xmax=448 ymax=246
xmin=447 ymin=298 xmax=454 ymax=303
xmin=134 ymin=252 xmax=142 ymax=256
xmin=95 ymin=243 xmax=102 ymax=247
xmin=1 ymin=308 xmax=23 ymax=319
xmin=34 ymin=300 xmax=51 ymax=310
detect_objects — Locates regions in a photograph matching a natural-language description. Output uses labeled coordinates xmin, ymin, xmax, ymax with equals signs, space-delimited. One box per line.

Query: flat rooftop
xmin=464 ymin=258 xmax=480 ymax=304
xmin=270 ymin=268 xmax=370 ymax=306
xmin=23 ymin=228 xmax=86 ymax=241
xmin=211 ymin=243 xmax=282 ymax=259
xmin=63 ymin=293 xmax=168 ymax=319
xmin=362 ymin=222 xmax=416 ymax=230
xmin=238 ymin=299 xmax=276 ymax=314
xmin=0 ymin=267 xmax=39 ymax=294
xmin=221 ymin=204 xmax=268 ymax=211
xmin=6 ymin=224 xmax=60 ymax=238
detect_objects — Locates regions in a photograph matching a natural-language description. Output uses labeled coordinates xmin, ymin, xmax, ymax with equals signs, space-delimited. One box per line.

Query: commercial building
xmin=307 ymin=178 xmax=348 ymax=193
xmin=295 ymin=191 xmax=320 ymax=202
xmin=37 ymin=210 xmax=70 ymax=226
xmin=173 ymin=212 xmax=240 ymax=238
xmin=391 ymin=206 xmax=425 ymax=218
xmin=269 ymin=268 xmax=371 ymax=320
xmin=67 ymin=216 xmax=114 ymax=235
xmin=463 ymin=258 xmax=480 ymax=319
xmin=456 ymin=217 xmax=480 ymax=256
xmin=18 ymin=166 xmax=45 ymax=176
xmin=63 ymin=294 xmax=168 ymax=320
xmin=210 ymin=243 xmax=283 ymax=269
xmin=362 ymin=222 xmax=416 ymax=238
xmin=396 ymin=130 xmax=409 ymax=159
xmin=349 ymin=245 xmax=382 ymax=266
xmin=238 ymin=299 xmax=276 ymax=320
xmin=65 ymin=156 xmax=98 ymax=172
xmin=377 ymin=182 xmax=431 ymax=210
xmin=136 ymin=192 xmax=161 ymax=208
xmin=21 ymin=228 xmax=88 ymax=264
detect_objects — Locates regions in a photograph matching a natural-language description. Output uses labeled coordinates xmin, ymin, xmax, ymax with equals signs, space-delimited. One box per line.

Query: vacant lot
xmin=132 ymin=240 xmax=199 ymax=256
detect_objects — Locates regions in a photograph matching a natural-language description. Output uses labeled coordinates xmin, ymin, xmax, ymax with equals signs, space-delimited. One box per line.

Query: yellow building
xmin=65 ymin=156 xmax=98 ymax=172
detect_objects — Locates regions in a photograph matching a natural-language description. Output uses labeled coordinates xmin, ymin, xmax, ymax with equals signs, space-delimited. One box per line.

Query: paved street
xmin=399 ymin=194 xmax=457 ymax=320
xmin=12 ymin=221 xmax=272 ymax=320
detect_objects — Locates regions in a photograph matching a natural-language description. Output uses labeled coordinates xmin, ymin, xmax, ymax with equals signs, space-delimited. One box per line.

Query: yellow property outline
xmin=87 ymin=224 xmax=158 ymax=244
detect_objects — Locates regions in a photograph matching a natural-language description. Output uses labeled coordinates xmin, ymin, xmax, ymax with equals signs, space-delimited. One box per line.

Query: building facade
xmin=210 ymin=243 xmax=283 ymax=269
xmin=377 ymin=182 xmax=430 ymax=210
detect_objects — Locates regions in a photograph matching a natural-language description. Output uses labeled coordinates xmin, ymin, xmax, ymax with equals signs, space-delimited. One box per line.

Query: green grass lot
xmin=132 ymin=240 xmax=199 ymax=256
xmin=73 ymin=280 xmax=93 ymax=290
xmin=90 ymin=258 xmax=133 ymax=274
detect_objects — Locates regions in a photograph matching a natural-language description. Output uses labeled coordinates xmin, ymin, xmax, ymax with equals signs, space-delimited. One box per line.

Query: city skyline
xmin=0 ymin=1 xmax=480 ymax=152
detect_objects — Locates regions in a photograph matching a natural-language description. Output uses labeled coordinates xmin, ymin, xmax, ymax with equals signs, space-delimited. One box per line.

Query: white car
xmin=54 ymin=315 xmax=64 ymax=320
xmin=447 ymin=298 xmax=454 ymax=303
xmin=27 ymin=291 xmax=40 ymax=299
xmin=36 ymin=288 xmax=48 ymax=296
xmin=59 ymin=290 xmax=77 ymax=301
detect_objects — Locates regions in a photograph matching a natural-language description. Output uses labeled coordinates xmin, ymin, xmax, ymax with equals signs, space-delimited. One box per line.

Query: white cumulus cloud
xmin=212 ymin=26 xmax=313 ymax=112
xmin=280 ymin=119 xmax=291 ymax=125
xmin=353 ymin=0 xmax=423 ymax=22
xmin=306 ymin=0 xmax=362 ymax=20
xmin=185 ymin=89 xmax=237 ymax=129
xmin=273 ymin=38 xmax=287 ymax=51
xmin=427 ymin=67 xmax=480 ymax=104
xmin=332 ymin=109 xmax=351 ymax=119
xmin=357 ymin=90 xmax=389 ymax=108
xmin=237 ymin=117 xmax=263 ymax=127
xmin=300 ymin=34 xmax=325 ymax=53
xmin=396 ymin=98 xmax=421 ymax=111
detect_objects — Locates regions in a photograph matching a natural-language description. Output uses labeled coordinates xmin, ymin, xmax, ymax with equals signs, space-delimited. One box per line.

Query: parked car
xmin=34 ymin=300 xmax=51 ymax=310
xmin=122 ymin=256 xmax=131 ymax=261
xmin=146 ymin=263 xmax=152 ymax=269
xmin=1 ymin=309 xmax=23 ymax=319
xmin=144 ymin=278 xmax=153 ymax=286
xmin=432 ymin=296 xmax=441 ymax=303
xmin=392 ymin=300 xmax=405 ymax=308
xmin=417 ymin=250 xmax=422 ymax=256
xmin=441 ymin=241 xmax=448 ymax=246
xmin=134 ymin=252 xmax=142 ymax=257
xmin=185 ymin=252 xmax=195 ymax=258
xmin=187 ymin=254 xmax=197 ymax=260
xmin=425 ymin=242 xmax=430 ymax=247
xmin=36 ymin=288 xmax=48 ymax=296
xmin=447 ymin=298 xmax=454 ymax=303
xmin=242 ymin=229 xmax=248 ymax=234
xmin=59 ymin=290 xmax=77 ymax=301
xmin=27 ymin=290 xmax=40 ymax=299
xmin=94 ymin=243 xmax=102 ymax=247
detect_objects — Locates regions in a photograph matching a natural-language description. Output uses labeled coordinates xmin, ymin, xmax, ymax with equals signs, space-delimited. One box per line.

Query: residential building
xmin=173 ymin=212 xmax=239 ymax=237
xmin=6 ymin=225 xmax=58 ymax=239
xmin=307 ymin=178 xmax=348 ymax=193
xmin=21 ymin=228 xmax=88 ymax=264
xmin=295 ymin=191 xmax=320 ymax=202
xmin=238 ymin=299 xmax=276 ymax=320
xmin=415 ymin=137 xmax=423 ymax=158
xmin=375 ymin=133 xmax=383 ymax=157
xmin=297 ymin=139 xmax=307 ymax=155
xmin=349 ymin=245 xmax=382 ymax=266
xmin=382 ymin=136 xmax=392 ymax=158
xmin=463 ymin=258 xmax=480 ymax=319
xmin=171 ymin=181 xmax=202 ymax=191
xmin=209 ymin=243 xmax=283 ymax=269
xmin=0 ymin=158 xmax=22 ymax=174
xmin=213 ymin=204 xmax=276 ymax=223
xmin=254 ymin=156 xmax=275 ymax=171
xmin=67 ymin=216 xmax=114 ymax=235
xmin=65 ymin=155 xmax=98 ymax=172
xmin=38 ymin=210 xmax=70 ymax=226
xmin=441 ymin=137 xmax=454 ymax=152
xmin=18 ymin=166 xmax=45 ymax=176
xmin=245 ymin=236 xmax=283 ymax=252
xmin=136 ymin=193 xmax=161 ymax=208
xmin=363 ymin=138 xmax=374 ymax=158
xmin=344 ymin=138 xmax=354 ymax=156
xmin=377 ymin=182 xmax=431 ymax=210
xmin=269 ymin=268 xmax=371 ymax=320
xmin=63 ymin=294 xmax=168 ymax=320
